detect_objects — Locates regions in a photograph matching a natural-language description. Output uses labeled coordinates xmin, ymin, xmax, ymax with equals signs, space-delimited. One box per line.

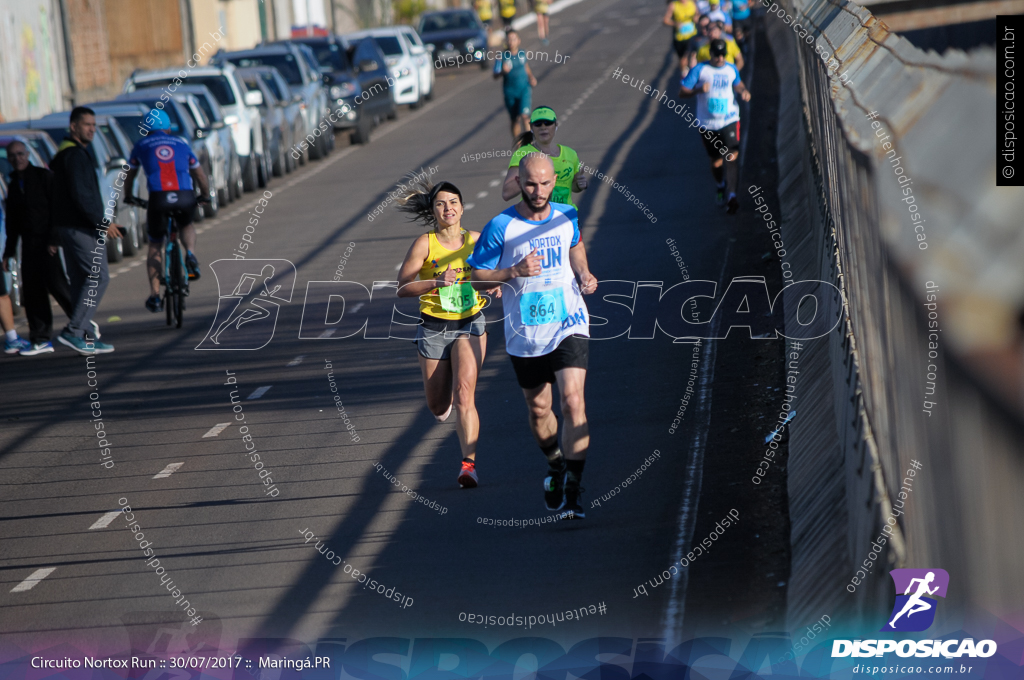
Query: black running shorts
xmin=701 ymin=121 xmax=740 ymax=158
xmin=509 ymin=334 xmax=589 ymax=390
xmin=146 ymin=190 xmax=196 ymax=243
xmin=673 ymin=37 xmax=696 ymax=57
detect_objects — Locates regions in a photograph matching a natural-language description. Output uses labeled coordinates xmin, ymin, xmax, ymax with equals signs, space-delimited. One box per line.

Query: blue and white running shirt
xmin=681 ymin=62 xmax=743 ymax=131
xmin=467 ymin=203 xmax=589 ymax=357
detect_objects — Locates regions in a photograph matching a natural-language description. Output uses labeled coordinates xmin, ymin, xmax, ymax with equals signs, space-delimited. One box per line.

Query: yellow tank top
xmin=418 ymin=230 xmax=486 ymax=320
xmin=476 ymin=0 xmax=493 ymax=20
xmin=672 ymin=0 xmax=698 ymax=40
xmin=499 ymin=0 xmax=517 ymax=19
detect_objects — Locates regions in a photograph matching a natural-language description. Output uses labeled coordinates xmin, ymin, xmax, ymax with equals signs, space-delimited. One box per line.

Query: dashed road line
xmin=319 ymin=329 xmax=336 ymax=338
xmin=202 ymin=422 xmax=232 ymax=438
xmin=489 ymin=179 xmax=501 ymax=187
xmin=476 ymin=191 xmax=488 ymax=198
xmin=287 ymin=356 xmax=305 ymax=366
xmin=153 ymin=462 xmax=185 ymax=479
xmin=11 ymin=568 xmax=56 ymax=592
xmin=88 ymin=511 xmax=122 ymax=530
xmin=247 ymin=385 xmax=273 ymax=399
xmin=464 ymin=203 xmax=476 ymax=210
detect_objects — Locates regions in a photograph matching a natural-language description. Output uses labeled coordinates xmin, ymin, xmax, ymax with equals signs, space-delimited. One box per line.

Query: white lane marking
xmin=464 ymin=203 xmax=475 ymax=210
xmin=247 ymin=385 xmax=272 ymax=399
xmin=88 ymin=511 xmax=122 ymax=530
xmin=476 ymin=191 xmax=488 ymax=198
xmin=202 ymin=422 xmax=232 ymax=438
xmin=319 ymin=329 xmax=336 ymax=339
xmin=130 ymin=260 xmax=143 ymax=267
xmin=287 ymin=356 xmax=305 ymax=367
xmin=11 ymin=568 xmax=56 ymax=592
xmin=351 ymin=302 xmax=364 ymax=313
xmin=394 ymin=263 xmax=402 ymax=270
xmin=109 ymin=274 xmax=118 ymax=279
xmin=489 ymin=179 xmax=501 ymax=187
xmin=153 ymin=462 xmax=185 ymax=479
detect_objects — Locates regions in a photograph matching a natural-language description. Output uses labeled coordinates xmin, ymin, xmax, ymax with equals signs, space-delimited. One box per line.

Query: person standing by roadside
xmin=395 ymin=177 xmax=501 ymax=489
xmin=501 ymin=107 xmax=588 ymax=208
xmin=469 ymin=153 xmax=598 ymax=519
xmin=50 ymin=106 xmax=122 ymax=354
xmin=2 ymin=141 xmax=74 ymax=356
xmin=0 ymin=197 xmax=32 ymax=355
xmin=493 ymin=29 xmax=537 ymax=139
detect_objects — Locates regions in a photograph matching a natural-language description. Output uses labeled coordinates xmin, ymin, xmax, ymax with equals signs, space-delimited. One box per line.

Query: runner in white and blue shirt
xmin=468 ymin=152 xmax=597 ymax=520
xmin=679 ymin=39 xmax=751 ymax=213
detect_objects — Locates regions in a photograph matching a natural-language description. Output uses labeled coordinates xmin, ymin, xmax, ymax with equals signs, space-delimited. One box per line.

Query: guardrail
xmin=763 ymin=0 xmax=1024 ymax=630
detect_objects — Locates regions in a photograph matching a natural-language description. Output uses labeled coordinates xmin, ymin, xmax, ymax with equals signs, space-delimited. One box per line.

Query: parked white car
xmin=344 ymin=27 xmax=432 ymax=107
xmin=123 ymin=63 xmax=266 ymax=193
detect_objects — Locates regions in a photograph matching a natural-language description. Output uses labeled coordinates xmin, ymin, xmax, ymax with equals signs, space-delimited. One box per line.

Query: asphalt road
xmin=0 ymin=0 xmax=794 ymax=661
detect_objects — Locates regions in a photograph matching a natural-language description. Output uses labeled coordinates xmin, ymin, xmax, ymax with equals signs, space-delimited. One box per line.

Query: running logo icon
xmin=196 ymin=259 xmax=296 ymax=350
xmin=881 ymin=568 xmax=949 ymax=632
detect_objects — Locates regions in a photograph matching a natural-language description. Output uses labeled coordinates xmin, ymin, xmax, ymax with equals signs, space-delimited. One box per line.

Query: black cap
xmin=709 ymin=39 xmax=728 ymax=57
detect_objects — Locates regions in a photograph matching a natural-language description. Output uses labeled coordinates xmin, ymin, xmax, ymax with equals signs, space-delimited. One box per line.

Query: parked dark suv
xmin=292 ymin=35 xmax=395 ymax=144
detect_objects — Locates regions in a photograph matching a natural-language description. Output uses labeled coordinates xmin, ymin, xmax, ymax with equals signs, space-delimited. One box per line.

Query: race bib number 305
xmin=439 ymin=282 xmax=477 ymax=313
xmin=520 ymin=288 xmax=568 ymax=326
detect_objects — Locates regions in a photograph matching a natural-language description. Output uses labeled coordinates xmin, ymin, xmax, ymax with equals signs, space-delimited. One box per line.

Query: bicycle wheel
xmin=165 ymin=288 xmax=173 ymax=326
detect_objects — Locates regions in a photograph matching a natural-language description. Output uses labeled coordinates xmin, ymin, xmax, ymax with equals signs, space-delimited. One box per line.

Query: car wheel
xmin=350 ymin=117 xmax=372 ymax=145
xmin=424 ymin=77 xmax=434 ymax=100
xmin=242 ymin=151 xmax=257 ymax=192
xmin=229 ymin=156 xmax=243 ymax=200
xmin=121 ymin=210 xmax=139 ymax=256
xmin=479 ymin=58 xmax=489 ymax=70
xmin=107 ymin=236 xmax=124 ymax=263
xmin=257 ymin=152 xmax=269 ymax=188
xmin=218 ymin=186 xmax=229 ymax=205
xmin=273 ymin=135 xmax=285 ymax=177
xmin=203 ymin=187 xmax=219 ymax=218
xmin=386 ymin=100 xmax=398 ymax=120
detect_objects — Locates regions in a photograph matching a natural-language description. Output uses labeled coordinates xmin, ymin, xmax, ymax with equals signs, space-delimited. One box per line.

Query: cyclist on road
xmin=663 ymin=0 xmax=700 ymax=76
xmin=123 ymin=109 xmax=210 ymax=313
xmin=493 ymin=29 xmax=538 ymax=139
xmin=396 ymin=176 xmax=501 ymax=489
xmin=502 ymin=107 xmax=587 ymax=208
xmin=468 ymin=153 xmax=597 ymax=519
xmin=679 ymin=39 xmax=751 ymax=214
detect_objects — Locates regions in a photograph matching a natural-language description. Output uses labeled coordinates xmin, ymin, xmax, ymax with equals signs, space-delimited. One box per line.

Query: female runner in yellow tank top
xmin=397 ymin=177 xmax=501 ymax=488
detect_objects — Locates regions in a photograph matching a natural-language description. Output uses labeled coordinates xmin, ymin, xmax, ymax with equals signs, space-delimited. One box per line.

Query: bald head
xmin=517 ymin=152 xmax=555 ymax=213
xmin=6 ymin=140 xmax=29 ymax=172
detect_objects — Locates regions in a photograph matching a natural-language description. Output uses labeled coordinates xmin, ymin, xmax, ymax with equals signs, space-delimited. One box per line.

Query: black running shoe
xmin=562 ymin=473 xmax=585 ymax=520
xmin=726 ymin=194 xmax=739 ymax=214
xmin=145 ymin=294 xmax=163 ymax=313
xmin=544 ymin=464 xmax=566 ymax=512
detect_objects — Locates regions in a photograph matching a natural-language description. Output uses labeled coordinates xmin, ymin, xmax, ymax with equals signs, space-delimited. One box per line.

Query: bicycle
xmin=127 ymin=195 xmax=206 ymax=329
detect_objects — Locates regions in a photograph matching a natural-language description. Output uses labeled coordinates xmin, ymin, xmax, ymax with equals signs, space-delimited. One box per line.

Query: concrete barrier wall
xmin=762 ymin=0 xmax=1024 ymax=631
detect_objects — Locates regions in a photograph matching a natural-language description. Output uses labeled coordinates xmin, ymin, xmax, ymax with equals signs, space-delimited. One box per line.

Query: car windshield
xmin=191 ymin=95 xmax=220 ymax=123
xmin=23 ymin=138 xmax=53 ymax=163
xmin=312 ymin=43 xmax=349 ymax=71
xmin=258 ymin=72 xmax=285 ymax=101
xmin=420 ymin=12 xmax=479 ymax=32
xmin=98 ymin=125 xmax=127 ymax=157
xmin=373 ymin=36 xmax=403 ymax=56
xmin=228 ymin=54 xmax=302 ymax=85
xmin=135 ymin=75 xmax=236 ymax=105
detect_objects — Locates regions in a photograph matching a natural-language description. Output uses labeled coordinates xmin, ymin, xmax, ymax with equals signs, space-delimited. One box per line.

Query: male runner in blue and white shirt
xmin=680 ymin=39 xmax=751 ymax=214
xmin=468 ymin=153 xmax=597 ymax=519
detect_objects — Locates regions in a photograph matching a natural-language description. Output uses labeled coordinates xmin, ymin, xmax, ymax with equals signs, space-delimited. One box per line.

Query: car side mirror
xmin=106 ymin=157 xmax=127 ymax=172
xmin=359 ymin=60 xmax=379 ymax=72
xmin=244 ymin=90 xmax=264 ymax=106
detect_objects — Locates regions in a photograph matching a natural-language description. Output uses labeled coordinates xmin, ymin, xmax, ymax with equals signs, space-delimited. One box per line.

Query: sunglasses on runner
xmin=531 ymin=120 xmax=555 ymax=127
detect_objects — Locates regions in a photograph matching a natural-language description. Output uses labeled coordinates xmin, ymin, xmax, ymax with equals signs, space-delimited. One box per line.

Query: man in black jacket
xmin=3 ymin=140 xmax=74 ymax=355
xmin=50 ymin=106 xmax=123 ymax=355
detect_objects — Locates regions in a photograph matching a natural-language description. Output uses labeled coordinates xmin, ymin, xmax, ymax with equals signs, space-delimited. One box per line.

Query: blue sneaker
xmin=57 ymin=331 xmax=95 ymax=355
xmin=146 ymin=294 xmax=163 ymax=313
xmin=4 ymin=336 xmax=31 ymax=354
xmin=19 ymin=341 xmax=55 ymax=356
xmin=90 ymin=339 xmax=115 ymax=354
xmin=186 ymin=251 xmax=201 ymax=280
xmin=88 ymin=320 xmax=101 ymax=340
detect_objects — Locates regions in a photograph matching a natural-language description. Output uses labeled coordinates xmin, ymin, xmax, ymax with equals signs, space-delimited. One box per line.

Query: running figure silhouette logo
xmin=196 ymin=259 xmax=296 ymax=350
xmin=881 ymin=568 xmax=950 ymax=632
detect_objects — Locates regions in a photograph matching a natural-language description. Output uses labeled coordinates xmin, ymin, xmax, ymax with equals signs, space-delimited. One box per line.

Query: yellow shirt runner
xmin=696 ymin=37 xmax=742 ymax=64
xmin=418 ymin=231 xmax=486 ymax=320
xmin=671 ymin=0 xmax=699 ymax=41
xmin=499 ymin=0 xmax=517 ymax=19
xmin=476 ymin=0 xmax=493 ymax=21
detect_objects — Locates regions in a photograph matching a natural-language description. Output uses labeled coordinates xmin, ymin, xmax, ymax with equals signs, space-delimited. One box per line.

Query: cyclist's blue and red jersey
xmin=128 ymin=131 xmax=199 ymax=192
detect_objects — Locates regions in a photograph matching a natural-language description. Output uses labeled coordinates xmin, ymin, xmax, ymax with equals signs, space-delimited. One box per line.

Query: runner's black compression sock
xmin=541 ymin=440 xmax=564 ymax=469
xmin=725 ymin=158 xmax=739 ymax=195
xmin=566 ymin=458 xmax=586 ymax=481
xmin=712 ymin=165 xmax=724 ymax=184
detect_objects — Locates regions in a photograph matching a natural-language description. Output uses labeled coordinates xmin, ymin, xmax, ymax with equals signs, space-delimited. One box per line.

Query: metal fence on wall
xmin=765 ymin=0 xmax=1024 ymax=631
